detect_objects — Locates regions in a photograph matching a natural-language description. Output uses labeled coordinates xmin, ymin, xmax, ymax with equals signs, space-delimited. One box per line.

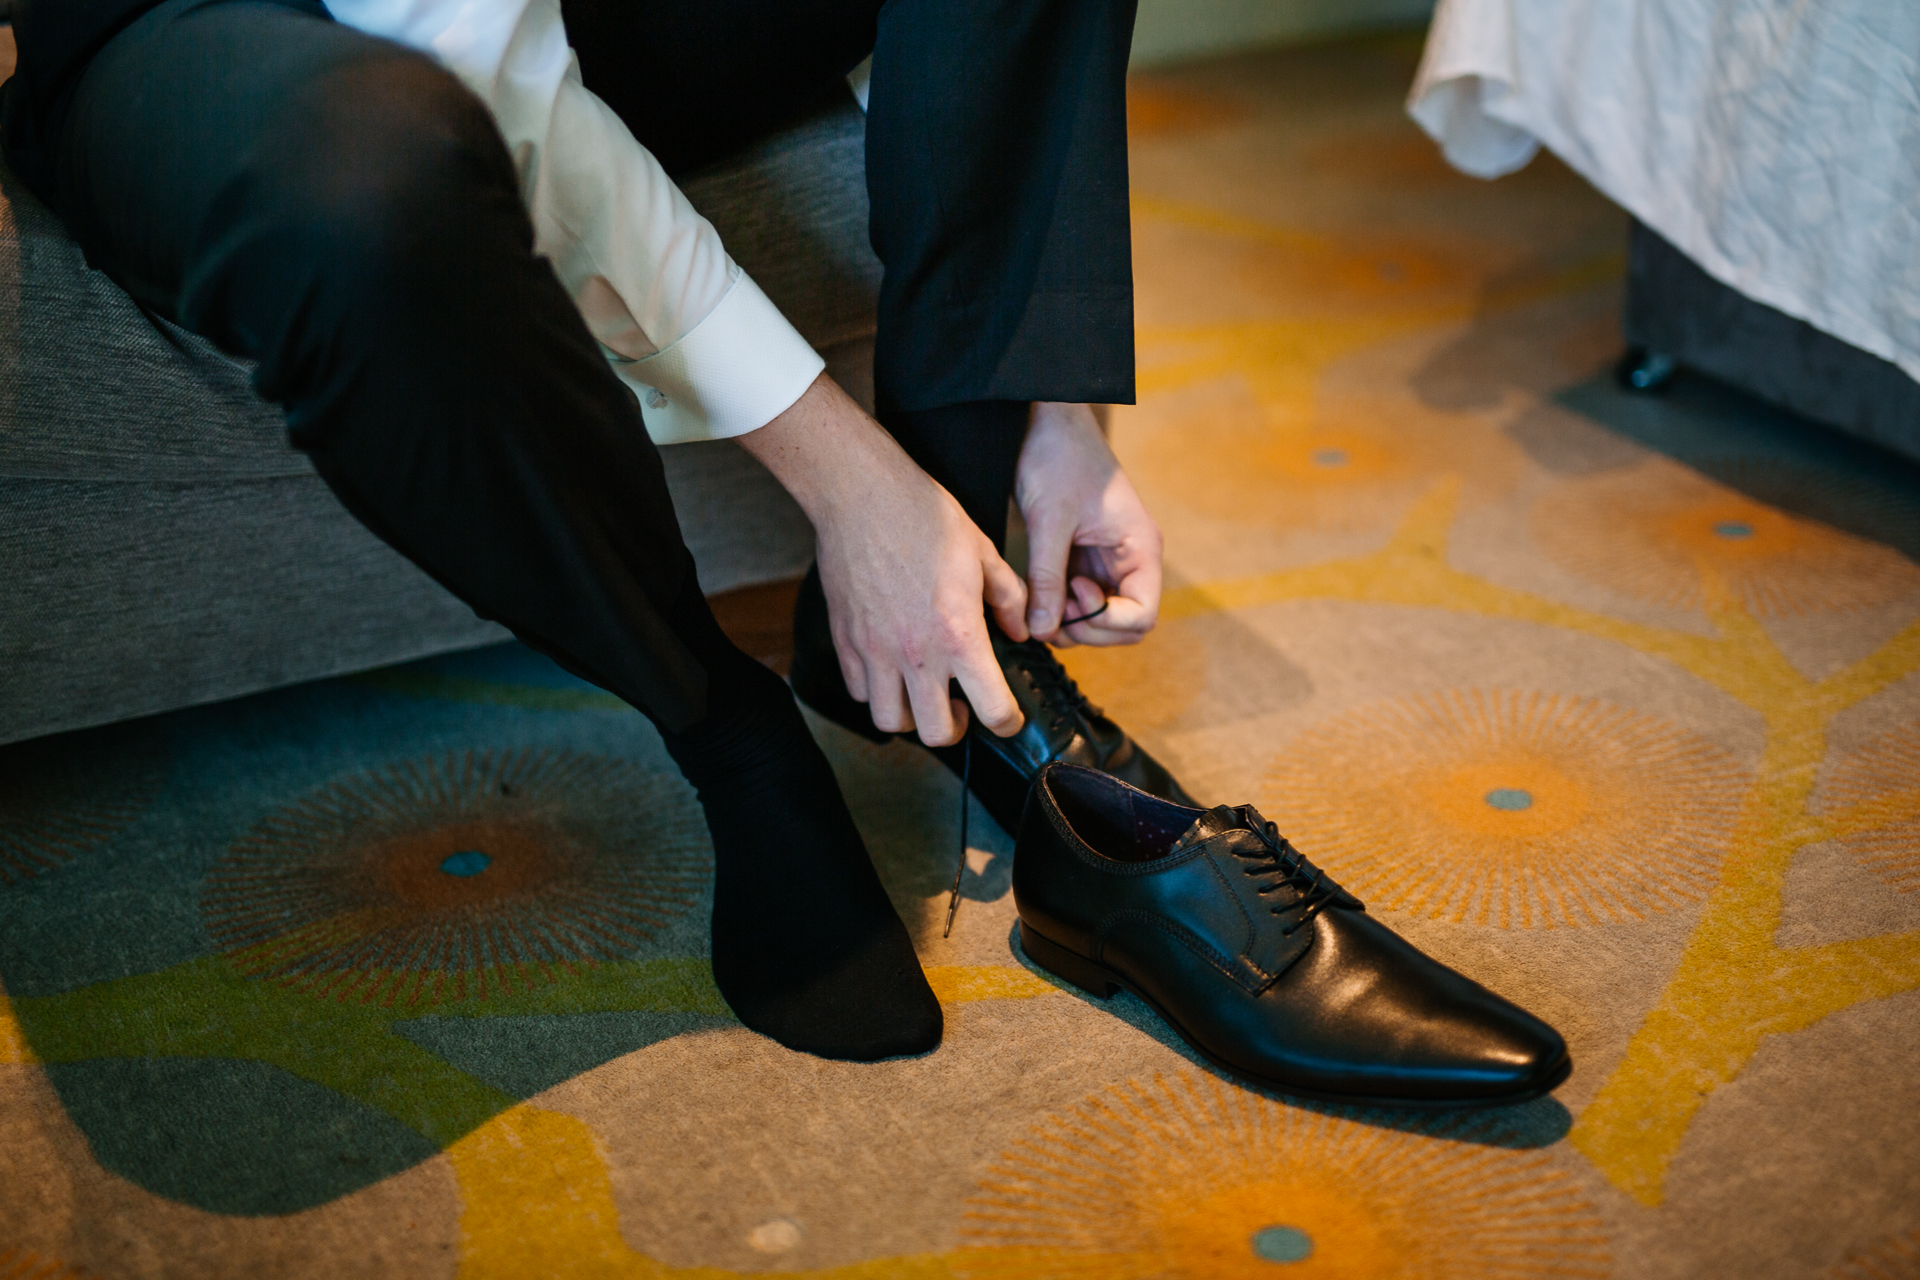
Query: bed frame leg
xmin=1616 ymin=346 xmax=1679 ymax=393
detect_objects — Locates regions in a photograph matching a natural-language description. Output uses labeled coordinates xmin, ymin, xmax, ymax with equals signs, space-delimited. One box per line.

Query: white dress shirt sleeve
xmin=321 ymin=0 xmax=826 ymax=444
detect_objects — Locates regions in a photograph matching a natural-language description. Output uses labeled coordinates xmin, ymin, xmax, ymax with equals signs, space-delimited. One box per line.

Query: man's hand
xmin=1016 ymin=402 xmax=1163 ymax=647
xmin=738 ymin=375 xmax=1029 ymax=747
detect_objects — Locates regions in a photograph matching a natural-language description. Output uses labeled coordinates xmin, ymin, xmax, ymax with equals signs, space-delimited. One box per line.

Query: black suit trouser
xmin=39 ymin=0 xmax=1137 ymax=729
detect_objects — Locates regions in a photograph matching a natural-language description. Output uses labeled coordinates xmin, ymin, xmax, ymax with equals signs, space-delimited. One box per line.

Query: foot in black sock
xmin=663 ymin=653 xmax=942 ymax=1061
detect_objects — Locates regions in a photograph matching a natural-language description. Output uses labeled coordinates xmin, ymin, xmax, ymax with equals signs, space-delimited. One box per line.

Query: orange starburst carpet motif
xmin=1531 ymin=462 xmax=1920 ymax=617
xmin=956 ymin=1070 xmax=1609 ymax=1279
xmin=0 ymin=729 xmax=167 ymax=886
xmin=1826 ymin=1230 xmax=1920 ymax=1280
xmin=0 ymin=1248 xmax=95 ymax=1280
xmin=201 ymin=749 xmax=708 ymax=1006
xmin=1261 ymin=689 xmax=1748 ymax=928
xmin=1130 ymin=376 xmax=1522 ymax=537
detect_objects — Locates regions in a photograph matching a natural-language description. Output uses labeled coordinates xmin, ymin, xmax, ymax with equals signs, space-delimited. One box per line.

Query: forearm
xmin=735 ymin=375 xmax=922 ymax=526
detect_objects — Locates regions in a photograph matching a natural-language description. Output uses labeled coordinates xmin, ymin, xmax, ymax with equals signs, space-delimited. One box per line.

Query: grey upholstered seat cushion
xmin=0 ymin=91 xmax=877 ymax=744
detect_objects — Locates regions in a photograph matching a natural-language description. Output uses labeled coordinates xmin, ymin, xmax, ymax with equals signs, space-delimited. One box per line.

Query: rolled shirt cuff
xmin=618 ymin=271 xmax=826 ymax=445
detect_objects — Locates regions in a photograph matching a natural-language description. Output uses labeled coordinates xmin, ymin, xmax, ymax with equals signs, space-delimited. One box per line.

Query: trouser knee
xmin=205 ymin=51 xmax=533 ymax=397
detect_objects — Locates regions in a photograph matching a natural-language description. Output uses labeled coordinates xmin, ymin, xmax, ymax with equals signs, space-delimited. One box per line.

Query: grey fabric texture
xmin=679 ymin=101 xmax=881 ymax=357
xmin=1625 ymin=219 xmax=1920 ymax=463
xmin=0 ymin=167 xmax=301 ymax=482
xmin=0 ymin=474 xmax=508 ymax=739
xmin=0 ymin=87 xmax=877 ymax=745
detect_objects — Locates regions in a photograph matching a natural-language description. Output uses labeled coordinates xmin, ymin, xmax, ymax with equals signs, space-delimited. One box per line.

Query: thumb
xmin=1023 ymin=512 xmax=1074 ymax=640
xmin=981 ymin=546 xmax=1031 ymax=642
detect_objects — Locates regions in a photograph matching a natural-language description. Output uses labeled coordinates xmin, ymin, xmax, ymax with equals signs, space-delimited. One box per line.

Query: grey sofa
xmin=0 ymin=30 xmax=878 ymax=746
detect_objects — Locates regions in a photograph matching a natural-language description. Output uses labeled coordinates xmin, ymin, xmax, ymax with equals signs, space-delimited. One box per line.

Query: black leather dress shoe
xmin=788 ymin=565 xmax=1201 ymax=835
xmin=1014 ymin=763 xmax=1571 ymax=1108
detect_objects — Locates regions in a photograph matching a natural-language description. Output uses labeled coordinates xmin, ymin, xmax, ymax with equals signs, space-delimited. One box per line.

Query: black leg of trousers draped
xmin=561 ymin=0 xmax=1139 ymax=538
xmin=46 ymin=0 xmax=1135 ymax=728
xmin=55 ymin=0 xmax=717 ymax=727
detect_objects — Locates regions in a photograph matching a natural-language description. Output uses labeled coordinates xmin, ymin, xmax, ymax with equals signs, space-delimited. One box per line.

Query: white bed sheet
xmin=1406 ymin=0 xmax=1920 ymax=385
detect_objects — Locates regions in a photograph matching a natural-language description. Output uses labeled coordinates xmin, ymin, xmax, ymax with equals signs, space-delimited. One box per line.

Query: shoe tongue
xmin=1169 ymin=804 xmax=1251 ymax=856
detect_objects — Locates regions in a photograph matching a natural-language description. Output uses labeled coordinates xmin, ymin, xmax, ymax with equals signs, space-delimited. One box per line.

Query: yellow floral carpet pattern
xmin=4 ymin=35 xmax=1918 ymax=1280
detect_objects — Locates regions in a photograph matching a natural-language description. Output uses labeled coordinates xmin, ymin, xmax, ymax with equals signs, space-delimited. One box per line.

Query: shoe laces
xmin=1234 ymin=818 xmax=1351 ymax=937
xmin=1003 ymin=639 xmax=1102 ymax=735
xmin=948 ymin=614 xmax=1112 ymax=934
xmin=943 ymin=736 xmax=972 ymax=938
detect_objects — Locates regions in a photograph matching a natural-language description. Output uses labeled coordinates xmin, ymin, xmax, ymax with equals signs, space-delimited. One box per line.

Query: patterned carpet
xmin=5 ymin=33 xmax=1920 ymax=1280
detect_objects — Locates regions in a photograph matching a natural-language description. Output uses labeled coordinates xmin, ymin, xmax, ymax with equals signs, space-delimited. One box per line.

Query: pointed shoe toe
xmin=1250 ymin=908 xmax=1571 ymax=1104
xmin=1013 ymin=764 xmax=1570 ymax=1108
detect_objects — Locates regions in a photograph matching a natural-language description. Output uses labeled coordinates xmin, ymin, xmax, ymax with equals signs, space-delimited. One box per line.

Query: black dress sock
xmin=658 ymin=589 xmax=942 ymax=1061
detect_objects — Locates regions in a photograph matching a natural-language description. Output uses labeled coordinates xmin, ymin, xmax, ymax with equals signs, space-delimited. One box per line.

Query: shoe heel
xmin=1019 ymin=921 xmax=1121 ymax=998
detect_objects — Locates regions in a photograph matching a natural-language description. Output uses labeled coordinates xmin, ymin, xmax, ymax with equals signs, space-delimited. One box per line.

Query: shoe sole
xmin=1018 ymin=919 xmax=1574 ymax=1112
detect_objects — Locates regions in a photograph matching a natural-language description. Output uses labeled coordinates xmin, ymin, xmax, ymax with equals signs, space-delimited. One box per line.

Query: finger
xmin=981 ymin=547 xmax=1031 ymax=642
xmin=1116 ymin=551 xmax=1162 ymax=625
xmin=1070 ymin=546 xmax=1160 ymax=631
xmin=1055 ymin=576 xmax=1109 ymax=647
xmin=951 ymin=632 xmax=1024 ymax=737
xmin=1067 ymin=580 xmax=1167 ymax=645
xmin=1067 ymin=601 xmax=1155 ymax=645
xmin=833 ymin=627 xmax=871 ymax=703
xmin=1067 ymin=541 xmax=1124 ymax=593
xmin=866 ymin=668 xmax=916 ymax=735
xmin=1023 ymin=513 xmax=1076 ymax=640
xmin=906 ymin=665 xmax=961 ymax=747
xmin=948 ymin=696 xmax=971 ymax=736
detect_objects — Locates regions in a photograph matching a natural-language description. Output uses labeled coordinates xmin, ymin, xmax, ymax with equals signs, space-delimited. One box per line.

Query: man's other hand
xmin=1016 ymin=402 xmax=1162 ymax=647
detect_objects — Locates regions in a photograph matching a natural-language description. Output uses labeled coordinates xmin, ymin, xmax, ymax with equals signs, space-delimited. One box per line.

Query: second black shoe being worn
xmin=789 ymin=564 xmax=1200 ymax=835
xmin=1014 ymin=764 xmax=1571 ymax=1108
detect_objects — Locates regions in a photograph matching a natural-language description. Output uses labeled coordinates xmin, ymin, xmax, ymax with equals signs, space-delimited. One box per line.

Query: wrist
xmin=736 ymin=375 xmax=912 ymax=526
xmin=1016 ymin=402 xmax=1119 ymax=514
